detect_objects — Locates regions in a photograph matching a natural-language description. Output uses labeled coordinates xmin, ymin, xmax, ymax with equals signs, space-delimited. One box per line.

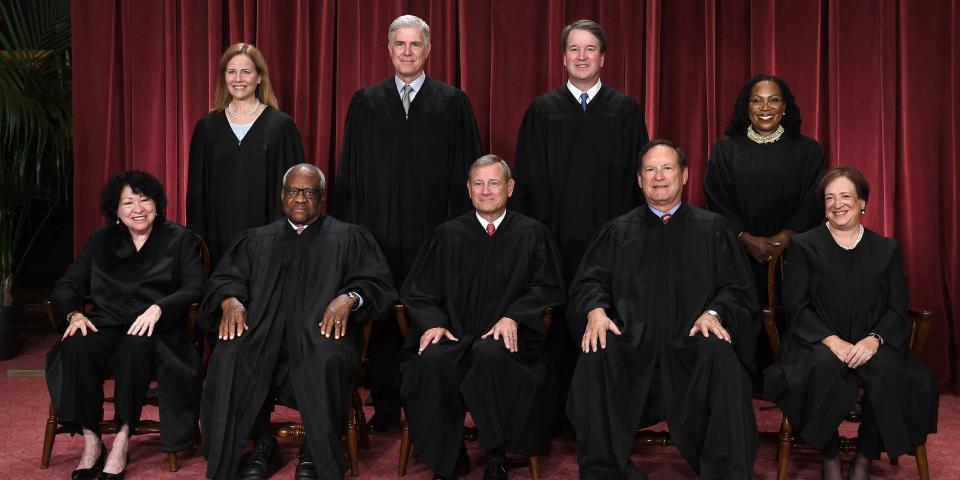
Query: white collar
xmin=395 ymin=73 xmax=426 ymax=94
xmin=476 ymin=210 xmax=507 ymax=230
xmin=566 ymin=79 xmax=602 ymax=104
xmin=287 ymin=219 xmax=308 ymax=231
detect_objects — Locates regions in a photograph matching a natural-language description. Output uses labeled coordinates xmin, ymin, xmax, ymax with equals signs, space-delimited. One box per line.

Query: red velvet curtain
xmin=71 ymin=0 xmax=960 ymax=390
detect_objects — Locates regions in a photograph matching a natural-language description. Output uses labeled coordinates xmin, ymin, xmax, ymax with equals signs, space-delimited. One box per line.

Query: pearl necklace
xmin=746 ymin=124 xmax=785 ymax=144
xmin=826 ymin=222 xmax=864 ymax=250
xmin=227 ymin=98 xmax=261 ymax=120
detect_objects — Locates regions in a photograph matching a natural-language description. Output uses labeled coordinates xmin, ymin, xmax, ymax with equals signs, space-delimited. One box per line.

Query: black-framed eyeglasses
xmin=282 ymin=187 xmax=322 ymax=199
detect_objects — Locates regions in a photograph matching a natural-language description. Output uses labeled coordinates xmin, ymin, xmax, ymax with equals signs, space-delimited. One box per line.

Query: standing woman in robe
xmin=764 ymin=167 xmax=938 ymax=479
xmin=704 ymin=73 xmax=826 ymax=304
xmin=187 ymin=43 xmax=305 ymax=268
xmin=46 ymin=171 xmax=204 ymax=479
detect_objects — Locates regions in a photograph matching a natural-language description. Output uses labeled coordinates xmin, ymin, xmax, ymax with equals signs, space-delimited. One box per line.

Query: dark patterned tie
xmin=486 ymin=223 xmax=496 ymax=236
xmin=401 ymin=84 xmax=413 ymax=118
xmin=661 ymin=213 xmax=672 ymax=224
xmin=580 ymin=92 xmax=588 ymax=111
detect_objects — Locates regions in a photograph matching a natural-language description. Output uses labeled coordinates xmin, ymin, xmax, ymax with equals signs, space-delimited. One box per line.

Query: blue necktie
xmin=580 ymin=92 xmax=589 ymax=111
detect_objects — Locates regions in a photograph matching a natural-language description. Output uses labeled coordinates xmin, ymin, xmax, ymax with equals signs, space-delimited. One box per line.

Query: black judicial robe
xmin=399 ymin=211 xmax=565 ymax=474
xmin=333 ymin=76 xmax=482 ymax=282
xmin=187 ymin=107 xmax=305 ymax=267
xmin=199 ymin=217 xmax=396 ymax=480
xmin=567 ymin=204 xmax=758 ymax=478
xmin=513 ymin=84 xmax=648 ymax=282
xmin=703 ymin=134 xmax=826 ymax=300
xmin=764 ymin=226 xmax=938 ymax=457
xmin=46 ymin=220 xmax=204 ymax=451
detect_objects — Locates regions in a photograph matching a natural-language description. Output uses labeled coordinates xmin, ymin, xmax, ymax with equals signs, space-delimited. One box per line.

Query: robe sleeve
xmin=782 ymin=140 xmax=827 ymax=233
xmin=186 ymin=117 xmax=207 ymax=237
xmin=337 ymin=225 xmax=398 ymax=323
xmin=567 ymin=222 xmax=620 ymax=337
xmin=399 ymin=231 xmax=451 ymax=335
xmin=153 ymin=229 xmax=205 ymax=329
xmin=783 ymin=239 xmax=837 ymax=344
xmin=51 ymin=231 xmax=96 ymax=330
xmin=704 ymin=219 xmax=760 ymax=366
xmin=703 ymin=140 xmax=748 ymax=235
xmin=512 ymin=103 xmax=551 ymax=222
xmin=502 ymin=228 xmax=566 ymax=333
xmin=331 ymin=91 xmax=368 ymax=223
xmin=199 ymin=230 xmax=255 ymax=336
xmin=868 ymin=243 xmax=910 ymax=350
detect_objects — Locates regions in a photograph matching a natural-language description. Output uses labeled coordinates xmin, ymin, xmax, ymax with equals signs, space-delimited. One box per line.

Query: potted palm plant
xmin=0 ymin=0 xmax=72 ymax=359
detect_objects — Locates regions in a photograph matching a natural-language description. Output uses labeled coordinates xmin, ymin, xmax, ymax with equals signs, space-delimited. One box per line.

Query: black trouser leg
xmin=112 ymin=333 xmax=157 ymax=432
xmin=54 ymin=327 xmax=125 ymax=431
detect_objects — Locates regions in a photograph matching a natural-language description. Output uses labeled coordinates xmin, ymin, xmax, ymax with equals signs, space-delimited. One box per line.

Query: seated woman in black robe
xmin=764 ymin=167 xmax=938 ymax=479
xmin=46 ymin=171 xmax=204 ymax=479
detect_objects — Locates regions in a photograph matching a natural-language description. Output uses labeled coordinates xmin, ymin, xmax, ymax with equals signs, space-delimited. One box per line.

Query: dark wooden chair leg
xmin=528 ymin=455 xmax=540 ymax=480
xmin=167 ymin=451 xmax=178 ymax=472
xmin=776 ymin=416 xmax=792 ymax=480
xmin=352 ymin=389 xmax=369 ymax=449
xmin=398 ymin=419 xmax=411 ymax=476
xmin=346 ymin=411 xmax=360 ymax=476
xmin=41 ymin=402 xmax=58 ymax=468
xmin=889 ymin=454 xmax=899 ymax=465
xmin=915 ymin=444 xmax=929 ymax=480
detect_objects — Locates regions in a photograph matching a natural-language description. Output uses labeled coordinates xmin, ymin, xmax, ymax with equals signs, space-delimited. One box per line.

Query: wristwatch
xmin=346 ymin=291 xmax=362 ymax=311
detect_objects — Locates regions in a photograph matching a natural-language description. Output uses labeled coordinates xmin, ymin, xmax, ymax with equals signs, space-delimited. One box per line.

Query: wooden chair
xmin=267 ymin=318 xmax=373 ymax=476
xmin=761 ymin=244 xmax=932 ymax=480
xmin=395 ymin=304 xmax=553 ymax=479
xmin=41 ymin=232 xmax=211 ymax=472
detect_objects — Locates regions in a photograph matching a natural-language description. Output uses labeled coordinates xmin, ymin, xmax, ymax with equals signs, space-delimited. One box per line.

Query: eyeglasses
xmin=282 ymin=187 xmax=322 ymax=199
xmin=749 ymin=96 xmax=784 ymax=107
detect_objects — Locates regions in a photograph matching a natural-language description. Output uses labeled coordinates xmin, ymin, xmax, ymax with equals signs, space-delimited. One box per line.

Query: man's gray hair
xmin=388 ymin=15 xmax=430 ymax=46
xmin=469 ymin=154 xmax=512 ymax=182
xmin=283 ymin=163 xmax=326 ymax=193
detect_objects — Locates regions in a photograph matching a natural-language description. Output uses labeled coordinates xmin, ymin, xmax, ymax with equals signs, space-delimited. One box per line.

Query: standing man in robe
xmin=568 ymin=140 xmax=758 ymax=479
xmin=200 ymin=164 xmax=396 ymax=480
xmin=333 ymin=14 xmax=483 ymax=432
xmin=512 ymin=19 xmax=649 ymax=421
xmin=401 ymin=155 xmax=565 ymax=480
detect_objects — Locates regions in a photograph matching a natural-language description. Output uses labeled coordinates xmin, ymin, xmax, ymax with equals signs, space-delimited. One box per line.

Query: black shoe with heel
xmin=71 ymin=442 xmax=106 ymax=480
xmin=98 ymin=452 xmax=128 ymax=480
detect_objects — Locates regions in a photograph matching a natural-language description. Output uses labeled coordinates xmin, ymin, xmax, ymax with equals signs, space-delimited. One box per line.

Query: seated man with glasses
xmin=199 ymin=164 xmax=397 ymax=480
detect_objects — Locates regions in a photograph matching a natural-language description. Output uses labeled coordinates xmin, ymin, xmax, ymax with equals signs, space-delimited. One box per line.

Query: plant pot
xmin=0 ymin=304 xmax=23 ymax=360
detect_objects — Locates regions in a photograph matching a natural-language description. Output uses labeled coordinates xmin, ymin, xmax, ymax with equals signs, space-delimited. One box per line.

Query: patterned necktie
xmin=486 ymin=223 xmax=496 ymax=236
xmin=401 ymin=84 xmax=413 ymax=118
xmin=580 ymin=92 xmax=589 ymax=111
xmin=661 ymin=213 xmax=672 ymax=224
xmin=295 ymin=225 xmax=305 ymax=235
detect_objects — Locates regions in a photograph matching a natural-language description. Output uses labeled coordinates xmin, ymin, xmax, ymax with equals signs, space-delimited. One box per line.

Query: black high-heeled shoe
xmin=98 ymin=453 xmax=129 ymax=480
xmin=71 ymin=442 xmax=106 ymax=480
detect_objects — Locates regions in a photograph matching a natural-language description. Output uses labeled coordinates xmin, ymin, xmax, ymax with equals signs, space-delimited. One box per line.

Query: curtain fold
xmin=71 ymin=0 xmax=960 ymax=391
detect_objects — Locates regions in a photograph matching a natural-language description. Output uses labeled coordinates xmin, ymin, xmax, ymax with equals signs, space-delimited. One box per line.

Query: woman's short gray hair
xmin=388 ymin=15 xmax=430 ymax=46
xmin=469 ymin=154 xmax=512 ymax=182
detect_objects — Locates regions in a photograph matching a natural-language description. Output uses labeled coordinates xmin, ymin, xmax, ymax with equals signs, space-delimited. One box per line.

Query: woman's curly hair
xmin=724 ymin=73 xmax=802 ymax=138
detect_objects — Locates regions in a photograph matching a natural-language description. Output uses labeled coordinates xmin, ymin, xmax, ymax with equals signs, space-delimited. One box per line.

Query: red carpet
xmin=2 ymin=327 xmax=957 ymax=479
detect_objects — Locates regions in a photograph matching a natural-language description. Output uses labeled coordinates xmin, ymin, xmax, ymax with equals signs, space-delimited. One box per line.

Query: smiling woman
xmin=186 ymin=43 xmax=306 ymax=268
xmin=46 ymin=170 xmax=204 ymax=479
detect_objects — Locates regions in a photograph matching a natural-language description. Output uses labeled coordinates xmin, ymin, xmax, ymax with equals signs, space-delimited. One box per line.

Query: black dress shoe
xmin=294 ymin=442 xmax=319 ymax=480
xmin=71 ymin=442 xmax=106 ymax=480
xmin=366 ymin=409 xmax=401 ymax=433
xmin=482 ymin=455 xmax=508 ymax=480
xmin=238 ymin=435 xmax=281 ymax=480
xmin=98 ymin=453 xmax=129 ymax=480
